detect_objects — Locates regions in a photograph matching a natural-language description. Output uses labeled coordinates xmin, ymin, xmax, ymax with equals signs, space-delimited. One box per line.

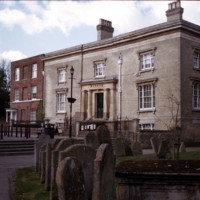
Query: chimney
xmin=96 ymin=19 xmax=114 ymax=41
xmin=166 ymin=0 xmax=184 ymax=22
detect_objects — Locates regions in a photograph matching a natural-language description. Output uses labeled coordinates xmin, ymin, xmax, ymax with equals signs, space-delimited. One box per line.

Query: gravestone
xmin=131 ymin=141 xmax=142 ymax=156
xmin=113 ymin=138 xmax=126 ymax=156
xmin=56 ymin=157 xmax=86 ymax=200
xmin=59 ymin=144 xmax=96 ymax=200
xmin=84 ymin=131 xmax=99 ymax=149
xmin=35 ymin=134 xmax=52 ymax=172
xmin=45 ymin=138 xmax=62 ymax=191
xmin=92 ymin=144 xmax=115 ymax=200
xmin=179 ymin=142 xmax=186 ymax=152
xmin=96 ymin=125 xmax=111 ymax=145
xmin=157 ymin=139 xmax=170 ymax=159
xmin=150 ymin=136 xmax=159 ymax=154
xmin=40 ymin=143 xmax=48 ymax=183
xmin=50 ymin=138 xmax=82 ymax=200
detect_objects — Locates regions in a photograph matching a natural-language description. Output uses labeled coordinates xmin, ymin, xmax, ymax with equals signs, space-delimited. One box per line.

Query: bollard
xmin=20 ymin=126 xmax=22 ymax=137
xmin=16 ymin=126 xmax=18 ymax=137
xmin=0 ymin=124 xmax=3 ymax=140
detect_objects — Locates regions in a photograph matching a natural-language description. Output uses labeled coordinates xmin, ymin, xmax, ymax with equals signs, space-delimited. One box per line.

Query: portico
xmin=81 ymin=77 xmax=117 ymax=121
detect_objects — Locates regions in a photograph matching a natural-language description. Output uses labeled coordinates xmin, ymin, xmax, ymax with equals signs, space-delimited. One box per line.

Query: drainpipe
xmin=118 ymin=53 xmax=123 ymax=136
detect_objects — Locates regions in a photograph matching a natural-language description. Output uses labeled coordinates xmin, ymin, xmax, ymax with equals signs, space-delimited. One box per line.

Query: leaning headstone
xmin=179 ymin=142 xmax=186 ymax=152
xmin=157 ymin=140 xmax=170 ymax=159
xmin=50 ymin=138 xmax=82 ymax=200
xmin=35 ymin=134 xmax=52 ymax=172
xmin=131 ymin=141 xmax=142 ymax=156
xmin=92 ymin=144 xmax=115 ymax=200
xmin=45 ymin=138 xmax=62 ymax=191
xmin=150 ymin=136 xmax=159 ymax=154
xmin=96 ymin=125 xmax=111 ymax=145
xmin=84 ymin=131 xmax=99 ymax=149
xmin=56 ymin=157 xmax=86 ymax=200
xmin=113 ymin=137 xmax=126 ymax=156
xmin=59 ymin=144 xmax=96 ymax=200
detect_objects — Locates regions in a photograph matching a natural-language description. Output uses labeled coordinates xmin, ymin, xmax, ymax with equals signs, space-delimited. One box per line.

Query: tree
xmin=0 ymin=66 xmax=10 ymax=120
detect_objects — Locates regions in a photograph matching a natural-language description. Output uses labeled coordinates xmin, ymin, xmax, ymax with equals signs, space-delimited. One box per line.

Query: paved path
xmin=0 ymin=155 xmax=34 ymax=200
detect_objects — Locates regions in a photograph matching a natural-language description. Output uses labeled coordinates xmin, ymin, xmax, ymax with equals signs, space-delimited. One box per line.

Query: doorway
xmin=96 ymin=93 xmax=103 ymax=118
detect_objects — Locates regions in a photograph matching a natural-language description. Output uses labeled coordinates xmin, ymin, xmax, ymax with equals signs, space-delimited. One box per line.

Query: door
xmin=96 ymin=93 xmax=103 ymax=118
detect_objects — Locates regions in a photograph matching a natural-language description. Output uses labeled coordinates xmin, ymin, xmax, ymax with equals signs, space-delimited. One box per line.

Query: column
xmin=88 ymin=90 xmax=92 ymax=119
xmin=81 ymin=91 xmax=85 ymax=120
xmin=109 ymin=88 xmax=115 ymax=120
xmin=6 ymin=110 xmax=8 ymax=122
xmin=103 ymin=89 xmax=108 ymax=119
xmin=92 ymin=92 xmax=96 ymax=118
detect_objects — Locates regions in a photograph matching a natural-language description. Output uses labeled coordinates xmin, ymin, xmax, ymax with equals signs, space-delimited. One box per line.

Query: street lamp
xmin=67 ymin=66 xmax=76 ymax=138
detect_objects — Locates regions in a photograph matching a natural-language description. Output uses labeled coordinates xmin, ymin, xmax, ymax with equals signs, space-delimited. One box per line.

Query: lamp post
xmin=67 ymin=66 xmax=76 ymax=138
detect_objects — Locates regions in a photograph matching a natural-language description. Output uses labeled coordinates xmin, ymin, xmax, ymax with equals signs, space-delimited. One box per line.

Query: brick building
xmin=6 ymin=54 xmax=45 ymax=122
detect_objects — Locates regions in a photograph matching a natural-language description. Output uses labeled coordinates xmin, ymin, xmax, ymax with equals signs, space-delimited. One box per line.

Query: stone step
xmin=0 ymin=151 xmax=34 ymax=156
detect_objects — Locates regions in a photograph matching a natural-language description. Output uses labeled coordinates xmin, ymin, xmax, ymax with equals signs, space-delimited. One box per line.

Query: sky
xmin=0 ymin=1 xmax=200 ymax=63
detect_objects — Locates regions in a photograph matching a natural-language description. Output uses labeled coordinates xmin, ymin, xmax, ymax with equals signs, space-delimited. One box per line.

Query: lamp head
xmin=70 ymin=66 xmax=74 ymax=75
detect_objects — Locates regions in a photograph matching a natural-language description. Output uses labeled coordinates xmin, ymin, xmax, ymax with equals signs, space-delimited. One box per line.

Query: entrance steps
xmin=0 ymin=140 xmax=35 ymax=156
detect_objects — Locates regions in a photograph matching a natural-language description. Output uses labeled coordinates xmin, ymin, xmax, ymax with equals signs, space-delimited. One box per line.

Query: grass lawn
xmin=14 ymin=151 xmax=200 ymax=200
xmin=15 ymin=166 xmax=50 ymax=200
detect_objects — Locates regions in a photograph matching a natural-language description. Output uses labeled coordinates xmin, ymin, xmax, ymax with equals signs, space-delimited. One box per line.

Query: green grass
xmin=15 ymin=166 xmax=50 ymax=200
xmin=116 ymin=151 xmax=200 ymax=166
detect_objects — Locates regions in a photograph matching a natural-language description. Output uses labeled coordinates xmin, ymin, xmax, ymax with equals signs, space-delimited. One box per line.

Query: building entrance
xmin=96 ymin=93 xmax=103 ymax=118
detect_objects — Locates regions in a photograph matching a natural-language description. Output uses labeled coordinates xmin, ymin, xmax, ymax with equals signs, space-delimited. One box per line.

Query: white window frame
xmin=139 ymin=84 xmax=155 ymax=111
xmin=30 ymin=110 xmax=36 ymax=121
xmin=15 ymin=68 xmax=20 ymax=81
xmin=32 ymin=86 xmax=37 ymax=99
xmin=56 ymin=93 xmax=66 ymax=113
xmin=140 ymin=53 xmax=154 ymax=71
xmin=94 ymin=63 xmax=104 ymax=78
xmin=193 ymin=52 xmax=200 ymax=70
xmin=139 ymin=123 xmax=154 ymax=131
xmin=58 ymin=68 xmax=66 ymax=83
xmin=14 ymin=88 xmax=19 ymax=101
xmin=193 ymin=83 xmax=200 ymax=110
xmin=32 ymin=64 xmax=37 ymax=78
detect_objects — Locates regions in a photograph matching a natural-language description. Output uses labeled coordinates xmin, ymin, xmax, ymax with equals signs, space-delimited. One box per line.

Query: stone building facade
xmin=7 ymin=54 xmax=45 ymax=122
xmin=43 ymin=1 xmax=200 ymax=142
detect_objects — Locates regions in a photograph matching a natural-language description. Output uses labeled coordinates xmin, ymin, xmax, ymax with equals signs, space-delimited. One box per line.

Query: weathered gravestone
xmin=59 ymin=144 xmax=96 ymax=200
xmin=45 ymin=138 xmax=62 ymax=191
xmin=56 ymin=157 xmax=86 ymax=200
xmin=113 ymin=138 xmax=132 ymax=156
xmin=179 ymin=141 xmax=186 ymax=152
xmin=35 ymin=134 xmax=52 ymax=172
xmin=96 ymin=125 xmax=111 ymax=145
xmin=84 ymin=131 xmax=99 ymax=149
xmin=150 ymin=136 xmax=160 ymax=154
xmin=157 ymin=139 xmax=171 ymax=159
xmin=131 ymin=141 xmax=142 ymax=156
xmin=92 ymin=144 xmax=115 ymax=200
xmin=40 ymin=143 xmax=49 ymax=183
xmin=50 ymin=138 xmax=82 ymax=200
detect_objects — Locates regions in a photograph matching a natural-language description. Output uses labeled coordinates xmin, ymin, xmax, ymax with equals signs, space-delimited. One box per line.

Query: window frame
xmin=15 ymin=68 xmax=20 ymax=81
xmin=138 ymin=83 xmax=155 ymax=111
xmin=31 ymin=86 xmax=37 ymax=100
xmin=94 ymin=60 xmax=106 ymax=78
xmin=14 ymin=88 xmax=20 ymax=101
xmin=30 ymin=110 xmax=36 ymax=121
xmin=140 ymin=53 xmax=154 ymax=71
xmin=56 ymin=92 xmax=66 ymax=113
xmin=57 ymin=68 xmax=66 ymax=83
xmin=32 ymin=64 xmax=37 ymax=79
xmin=193 ymin=51 xmax=200 ymax=70
xmin=192 ymin=82 xmax=200 ymax=110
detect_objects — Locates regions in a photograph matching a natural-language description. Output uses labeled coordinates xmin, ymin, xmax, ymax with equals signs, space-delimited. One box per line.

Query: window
xmin=95 ymin=63 xmax=104 ymax=77
xmin=194 ymin=52 xmax=200 ymax=69
xmin=139 ymin=84 xmax=155 ymax=111
xmin=140 ymin=53 xmax=154 ymax=71
xmin=32 ymin=86 xmax=37 ymax=99
xmin=15 ymin=68 xmax=20 ymax=81
xmin=58 ymin=68 xmax=66 ymax=83
xmin=30 ymin=110 xmax=36 ymax=121
xmin=14 ymin=88 xmax=19 ymax=101
xmin=139 ymin=123 xmax=154 ymax=131
xmin=57 ymin=93 xmax=66 ymax=113
xmin=32 ymin=64 xmax=37 ymax=78
xmin=193 ymin=83 xmax=200 ymax=110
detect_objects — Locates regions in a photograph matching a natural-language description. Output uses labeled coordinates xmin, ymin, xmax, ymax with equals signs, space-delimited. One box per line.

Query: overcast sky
xmin=0 ymin=1 xmax=200 ymax=62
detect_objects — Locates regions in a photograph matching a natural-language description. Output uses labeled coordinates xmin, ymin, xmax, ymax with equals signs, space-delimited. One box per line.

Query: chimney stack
xmin=96 ymin=19 xmax=114 ymax=41
xmin=166 ymin=0 xmax=184 ymax=22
